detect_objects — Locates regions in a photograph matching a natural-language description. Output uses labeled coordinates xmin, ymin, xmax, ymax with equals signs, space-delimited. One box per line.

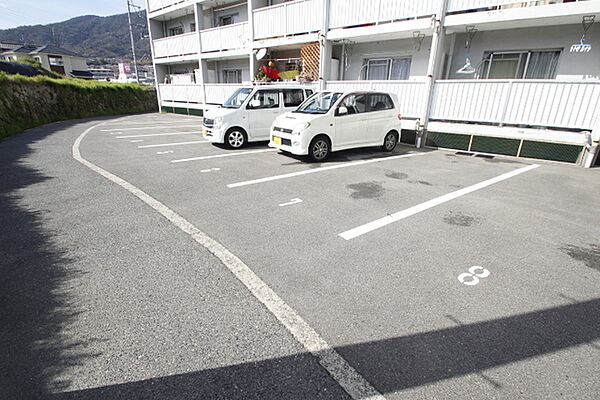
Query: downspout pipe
xmin=416 ymin=0 xmax=449 ymax=148
xmin=194 ymin=3 xmax=207 ymax=109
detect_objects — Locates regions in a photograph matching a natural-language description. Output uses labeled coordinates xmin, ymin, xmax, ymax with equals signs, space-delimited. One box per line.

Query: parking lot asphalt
xmin=2 ymin=113 xmax=599 ymax=399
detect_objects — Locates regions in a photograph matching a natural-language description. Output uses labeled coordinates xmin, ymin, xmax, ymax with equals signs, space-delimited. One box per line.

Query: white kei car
xmin=202 ymin=86 xmax=314 ymax=148
xmin=269 ymin=91 xmax=402 ymax=161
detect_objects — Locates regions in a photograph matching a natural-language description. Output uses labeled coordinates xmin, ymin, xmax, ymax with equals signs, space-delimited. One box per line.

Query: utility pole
xmin=127 ymin=0 xmax=140 ymax=84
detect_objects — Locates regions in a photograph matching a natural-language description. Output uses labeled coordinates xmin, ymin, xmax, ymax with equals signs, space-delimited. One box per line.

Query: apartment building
xmin=145 ymin=0 xmax=600 ymax=165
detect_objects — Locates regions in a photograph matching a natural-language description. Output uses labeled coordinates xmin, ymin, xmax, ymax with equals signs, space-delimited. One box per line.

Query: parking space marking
xmin=138 ymin=140 xmax=209 ymax=148
xmin=74 ymin=123 xmax=386 ymax=400
xmin=104 ymin=121 xmax=197 ymax=127
xmin=129 ymin=140 xmax=144 ymax=143
xmin=339 ymin=164 xmax=540 ymax=240
xmin=200 ymin=167 xmax=221 ymax=173
xmin=171 ymin=148 xmax=277 ymax=163
xmin=279 ymin=198 xmax=303 ymax=207
xmin=227 ymin=152 xmax=426 ymax=188
xmin=116 ymin=132 xmax=200 ymax=139
xmin=156 ymin=150 xmax=174 ymax=155
xmin=102 ymin=125 xmax=199 ymax=132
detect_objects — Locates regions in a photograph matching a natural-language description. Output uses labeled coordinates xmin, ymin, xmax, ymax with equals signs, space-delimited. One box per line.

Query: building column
xmin=318 ymin=0 xmax=332 ymax=90
xmin=416 ymin=0 xmax=449 ymax=148
xmin=248 ymin=0 xmax=256 ymax=82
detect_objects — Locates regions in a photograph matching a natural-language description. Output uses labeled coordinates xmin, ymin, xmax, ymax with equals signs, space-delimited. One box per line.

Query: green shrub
xmin=0 ymin=72 xmax=158 ymax=140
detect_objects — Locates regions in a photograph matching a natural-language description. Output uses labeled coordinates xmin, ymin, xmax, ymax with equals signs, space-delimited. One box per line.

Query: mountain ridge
xmin=0 ymin=12 xmax=151 ymax=61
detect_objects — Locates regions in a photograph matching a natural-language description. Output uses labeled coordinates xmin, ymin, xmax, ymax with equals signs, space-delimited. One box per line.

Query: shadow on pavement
xmin=0 ymin=120 xmax=109 ymax=399
xmin=51 ymin=298 xmax=599 ymax=399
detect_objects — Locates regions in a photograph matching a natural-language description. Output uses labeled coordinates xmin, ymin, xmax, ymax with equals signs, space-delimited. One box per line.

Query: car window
xmin=282 ymin=89 xmax=304 ymax=107
xmin=368 ymin=94 xmax=394 ymax=111
xmin=338 ymin=94 xmax=367 ymax=115
xmin=247 ymin=90 xmax=280 ymax=109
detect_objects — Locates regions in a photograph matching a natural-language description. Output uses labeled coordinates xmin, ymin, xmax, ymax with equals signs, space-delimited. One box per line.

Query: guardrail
xmin=200 ymin=22 xmax=248 ymax=53
xmin=153 ymin=32 xmax=199 ymax=59
xmin=253 ymin=0 xmax=323 ymax=40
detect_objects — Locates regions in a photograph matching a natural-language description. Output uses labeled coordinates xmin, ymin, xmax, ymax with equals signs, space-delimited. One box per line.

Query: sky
xmin=0 ymin=0 xmax=145 ymax=29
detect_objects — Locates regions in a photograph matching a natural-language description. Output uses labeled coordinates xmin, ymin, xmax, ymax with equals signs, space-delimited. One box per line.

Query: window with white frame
xmin=479 ymin=50 xmax=561 ymax=79
xmin=222 ymin=69 xmax=242 ymax=83
xmin=364 ymin=57 xmax=411 ymax=80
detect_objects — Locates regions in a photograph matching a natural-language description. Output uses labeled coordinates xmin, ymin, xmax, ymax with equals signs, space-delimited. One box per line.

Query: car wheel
xmin=382 ymin=131 xmax=398 ymax=152
xmin=309 ymin=136 xmax=330 ymax=162
xmin=225 ymin=129 xmax=246 ymax=149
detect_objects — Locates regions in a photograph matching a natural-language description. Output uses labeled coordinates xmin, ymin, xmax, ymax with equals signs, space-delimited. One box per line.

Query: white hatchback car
xmin=269 ymin=91 xmax=402 ymax=161
xmin=202 ymin=86 xmax=314 ymax=148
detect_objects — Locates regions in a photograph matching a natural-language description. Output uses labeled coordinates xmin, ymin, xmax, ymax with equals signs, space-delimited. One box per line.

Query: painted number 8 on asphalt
xmin=458 ymin=266 xmax=491 ymax=286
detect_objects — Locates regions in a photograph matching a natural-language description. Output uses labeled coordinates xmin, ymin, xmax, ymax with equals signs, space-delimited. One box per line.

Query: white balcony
xmin=325 ymin=79 xmax=600 ymax=131
xmin=159 ymin=83 xmax=204 ymax=104
xmin=253 ymin=0 xmax=323 ymax=40
xmin=431 ymin=80 xmax=600 ymax=130
xmin=153 ymin=32 xmax=199 ymax=59
xmin=328 ymin=0 xmax=439 ymax=30
xmin=200 ymin=22 xmax=249 ymax=53
xmin=326 ymin=80 xmax=427 ymax=119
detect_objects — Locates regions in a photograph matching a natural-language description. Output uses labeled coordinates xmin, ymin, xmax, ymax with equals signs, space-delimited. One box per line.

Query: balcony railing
xmin=326 ymin=80 xmax=427 ymax=118
xmin=200 ymin=22 xmax=249 ymax=53
xmin=253 ymin=0 xmax=323 ymax=40
xmin=153 ymin=32 xmax=199 ymax=59
xmin=147 ymin=0 xmax=191 ymax=13
xmin=159 ymin=84 xmax=204 ymax=104
xmin=326 ymin=79 xmax=599 ymax=130
xmin=328 ymin=0 xmax=439 ymax=29
xmin=431 ymin=80 xmax=600 ymax=130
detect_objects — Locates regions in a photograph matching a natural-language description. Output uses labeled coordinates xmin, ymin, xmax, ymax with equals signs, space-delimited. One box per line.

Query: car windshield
xmin=222 ymin=88 xmax=253 ymax=109
xmin=294 ymin=92 xmax=342 ymax=114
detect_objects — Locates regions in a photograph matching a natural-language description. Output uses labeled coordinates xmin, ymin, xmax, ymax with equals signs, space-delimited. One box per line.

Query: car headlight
xmin=213 ymin=117 xmax=223 ymax=128
xmin=293 ymin=122 xmax=310 ymax=135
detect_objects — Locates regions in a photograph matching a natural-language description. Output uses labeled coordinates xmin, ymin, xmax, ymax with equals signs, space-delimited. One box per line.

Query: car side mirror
xmin=337 ymin=106 xmax=348 ymax=116
xmin=249 ymin=99 xmax=261 ymax=108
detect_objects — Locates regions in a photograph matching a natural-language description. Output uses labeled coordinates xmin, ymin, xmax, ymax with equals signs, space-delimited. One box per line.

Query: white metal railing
xmin=326 ymin=80 xmax=427 ymax=118
xmin=328 ymin=0 xmax=438 ymax=29
xmin=253 ymin=0 xmax=323 ymax=40
xmin=204 ymin=83 xmax=246 ymax=104
xmin=147 ymin=0 xmax=191 ymax=13
xmin=153 ymin=32 xmax=199 ymax=58
xmin=431 ymin=80 xmax=600 ymax=130
xmin=159 ymin=84 xmax=204 ymax=103
xmin=200 ymin=22 xmax=248 ymax=52
xmin=448 ymin=0 xmax=588 ymax=12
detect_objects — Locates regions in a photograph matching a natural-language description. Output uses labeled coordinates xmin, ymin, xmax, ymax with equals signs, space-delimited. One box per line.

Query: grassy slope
xmin=0 ymin=73 xmax=157 ymax=140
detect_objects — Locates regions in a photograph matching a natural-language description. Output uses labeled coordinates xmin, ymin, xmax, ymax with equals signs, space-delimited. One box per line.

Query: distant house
xmin=0 ymin=44 xmax=92 ymax=79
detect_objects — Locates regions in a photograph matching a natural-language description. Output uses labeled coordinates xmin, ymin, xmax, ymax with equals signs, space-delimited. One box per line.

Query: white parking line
xmin=116 ymin=132 xmax=200 ymax=139
xmin=156 ymin=150 xmax=174 ymax=154
xmin=73 ymin=123 xmax=385 ymax=400
xmin=227 ymin=152 xmax=426 ymax=188
xmin=104 ymin=120 xmax=197 ymax=126
xmin=339 ymin=164 xmax=540 ymax=240
xmin=138 ymin=140 xmax=209 ymax=148
xmin=171 ymin=148 xmax=277 ymax=163
xmin=102 ymin=125 xmax=200 ymax=132
xmin=129 ymin=140 xmax=144 ymax=143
